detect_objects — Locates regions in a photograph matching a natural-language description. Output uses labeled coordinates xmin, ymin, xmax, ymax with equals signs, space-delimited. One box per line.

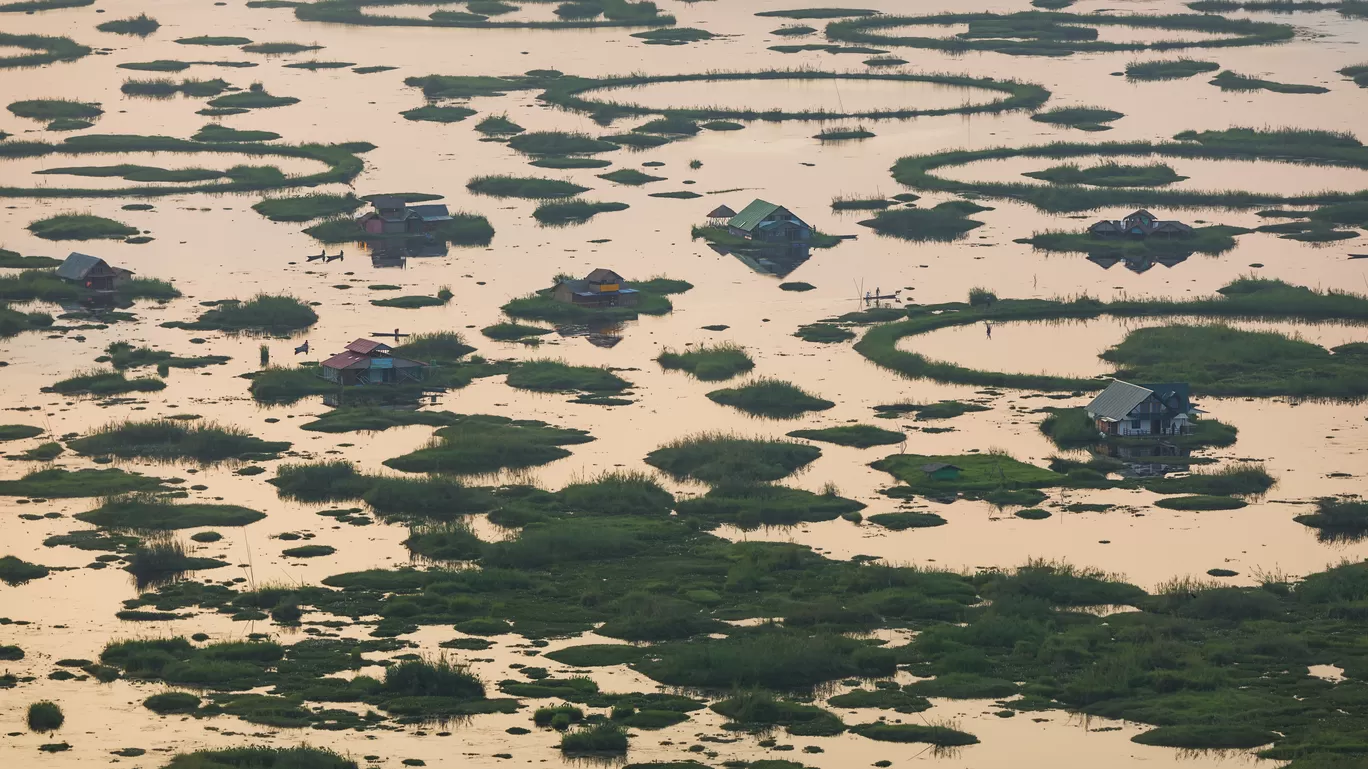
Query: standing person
xmin=986 ymin=322 xmax=992 ymax=339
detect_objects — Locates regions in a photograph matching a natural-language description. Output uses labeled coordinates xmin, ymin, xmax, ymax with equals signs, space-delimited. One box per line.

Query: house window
xmin=1131 ymin=419 xmax=1142 ymax=429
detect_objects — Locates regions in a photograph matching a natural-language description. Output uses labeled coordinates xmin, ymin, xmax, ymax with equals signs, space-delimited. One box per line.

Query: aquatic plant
xmin=382 ymin=413 xmax=593 ymax=475
xmin=49 ymin=370 xmax=165 ymax=396
xmin=505 ymin=360 xmax=630 ymax=393
xmin=705 ymin=378 xmax=835 ymax=419
xmin=858 ymin=201 xmax=988 ymax=242
xmin=786 ymin=424 xmax=903 ymax=448
xmin=656 ymin=343 xmax=754 ymax=381
xmin=76 ymin=494 xmax=267 ymax=529
xmin=161 ymin=294 xmax=318 ymax=333
xmin=1125 ymin=58 xmax=1221 ymax=80
xmin=467 ymin=175 xmax=588 ymax=199
xmin=645 ymin=433 xmax=821 ymax=485
xmin=252 ymin=193 xmax=362 ymax=221
xmin=26 ymin=701 xmax=63 ymax=732
xmin=0 ymin=556 xmax=51 ymax=585
xmin=69 ymin=420 xmax=289 ymax=462
xmin=26 ymin=213 xmax=137 ymax=241
xmin=532 ymin=199 xmax=629 ymax=225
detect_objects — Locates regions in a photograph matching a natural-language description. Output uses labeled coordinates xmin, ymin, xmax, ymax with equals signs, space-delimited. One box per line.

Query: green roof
xmin=727 ymin=199 xmax=782 ymax=232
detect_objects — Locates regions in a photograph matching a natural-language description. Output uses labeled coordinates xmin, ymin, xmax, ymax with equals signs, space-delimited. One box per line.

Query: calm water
xmin=1 ymin=0 xmax=1366 ymax=766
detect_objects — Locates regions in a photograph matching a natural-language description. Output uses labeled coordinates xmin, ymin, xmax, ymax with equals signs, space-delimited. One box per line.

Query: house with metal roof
xmin=56 ymin=253 xmax=133 ymax=293
xmin=551 ymin=268 xmax=639 ymax=309
xmin=1085 ymin=380 xmax=1198 ymax=437
xmin=1088 ymin=210 xmax=1194 ymax=240
xmin=320 ymin=338 xmax=427 ymax=385
xmin=359 ymin=198 xmax=452 ymax=236
xmin=726 ymin=199 xmax=812 ymax=243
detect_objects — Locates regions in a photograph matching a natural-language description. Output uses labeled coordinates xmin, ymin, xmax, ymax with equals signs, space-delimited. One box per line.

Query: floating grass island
xmin=1209 ymin=69 xmax=1329 ymax=94
xmin=502 ymin=276 xmax=688 ymax=322
xmin=656 ymin=343 xmax=754 ymax=381
xmin=706 ymin=378 xmax=836 ymax=419
xmin=26 ymin=213 xmax=139 ymax=241
xmin=1024 ymin=162 xmax=1188 ymax=187
xmin=855 ymin=278 xmax=1368 ymax=397
xmin=859 ymin=200 xmax=990 ymax=242
xmin=825 ymin=11 xmax=1296 ymax=56
xmin=1018 ymin=223 xmax=1248 ymax=260
xmin=0 ymin=32 xmax=90 ymax=69
xmin=0 ymin=134 xmax=370 ymax=199
xmin=162 ymin=294 xmax=318 ymax=334
xmin=383 ymin=413 xmax=594 ymax=475
xmin=1029 ymin=106 xmax=1123 ymax=131
xmin=890 ymin=127 xmax=1368 ymax=212
xmin=69 ymin=420 xmax=289 ymax=462
xmin=1125 ymin=58 xmax=1221 ymax=80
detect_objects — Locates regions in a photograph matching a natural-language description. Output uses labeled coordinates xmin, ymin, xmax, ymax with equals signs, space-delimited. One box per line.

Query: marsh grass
xmin=1030 ymin=106 xmax=1123 ymax=131
xmin=401 ymin=105 xmax=476 ymax=123
xmin=76 ymin=494 xmax=266 ymax=529
xmin=0 ymin=32 xmax=90 ymax=69
xmin=467 ymin=175 xmax=588 ymax=199
xmin=1293 ymin=496 xmax=1368 ymax=537
xmin=162 ymin=294 xmax=318 ymax=333
xmin=532 ymin=199 xmax=629 ymax=225
xmin=1023 ymin=162 xmax=1186 ymax=187
xmin=0 ymin=424 xmax=43 ymax=442
xmin=0 ymin=467 xmax=169 ymax=497
xmin=1143 ymin=463 xmax=1275 ymax=497
xmin=26 ymin=701 xmax=63 ymax=732
xmin=121 ymin=78 xmax=230 ymax=98
xmin=475 ymin=113 xmax=524 ymax=135
xmin=505 ymin=359 xmax=630 ymax=393
xmin=645 ymin=433 xmax=821 ymax=484
xmin=404 ymin=520 xmax=483 ymax=561
xmin=27 ymin=213 xmax=137 ymax=241
xmin=481 ymin=322 xmax=553 ymax=341
xmin=706 ymin=378 xmax=835 ymax=419
xmin=381 ymin=413 xmax=593 ymax=475
xmin=858 ymin=201 xmax=988 ymax=242
xmin=69 ymin=419 xmax=288 ymax=462
xmin=560 ymin=722 xmax=628 ymax=753
xmin=1209 ymin=70 xmax=1328 ymax=94
xmin=1125 ymin=58 xmax=1220 ymax=80
xmin=815 ymin=125 xmax=875 ymax=141
xmin=0 ymin=556 xmax=50 ymax=585
xmin=508 ymin=131 xmax=619 ymax=155
xmin=787 ymin=424 xmax=903 ymax=448
xmin=7 ymin=99 xmax=102 ymax=121
xmin=49 ymin=369 xmax=165 ymax=396
xmin=675 ymin=484 xmax=864 ymax=529
xmin=393 ymin=331 xmax=475 ymax=362
xmin=369 ymin=287 xmax=453 ymax=308
xmin=252 ymin=193 xmax=361 ymax=221
xmin=597 ymin=168 xmax=665 ymax=185
xmin=656 ymin=343 xmax=754 ymax=381
xmin=1154 ymin=495 xmax=1247 ymax=510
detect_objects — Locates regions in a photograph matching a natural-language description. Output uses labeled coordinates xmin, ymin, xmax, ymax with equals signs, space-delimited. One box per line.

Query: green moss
xmin=656 ymin=343 xmax=754 ymax=381
xmin=76 ymin=495 xmax=266 ymax=529
xmin=646 ymin=433 xmax=821 ymax=485
xmin=786 ymin=425 xmax=903 ymax=448
xmin=706 ymin=378 xmax=835 ymax=419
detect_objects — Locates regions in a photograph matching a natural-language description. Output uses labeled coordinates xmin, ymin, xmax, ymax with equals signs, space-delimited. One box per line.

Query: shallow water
xmin=1 ymin=0 xmax=1367 ymax=766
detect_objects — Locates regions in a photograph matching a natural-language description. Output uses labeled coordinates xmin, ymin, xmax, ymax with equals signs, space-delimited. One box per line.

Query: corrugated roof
xmin=1086 ymin=380 xmax=1154 ymax=421
xmin=345 ymin=338 xmax=390 ymax=355
xmin=727 ymin=199 xmax=782 ymax=232
xmin=371 ymin=196 xmax=405 ymax=210
xmin=707 ymin=205 xmax=736 ymax=218
xmin=321 ymin=351 xmax=370 ymax=370
xmin=409 ymin=204 xmax=451 ymax=220
xmin=56 ymin=252 xmax=107 ymax=281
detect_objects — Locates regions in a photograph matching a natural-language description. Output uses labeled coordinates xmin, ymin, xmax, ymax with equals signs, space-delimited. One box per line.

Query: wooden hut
xmin=706 ymin=204 xmax=736 ymax=226
xmin=56 ymin=253 xmax=132 ymax=293
xmin=551 ymin=268 xmax=640 ymax=308
xmin=727 ymin=199 xmax=812 ymax=243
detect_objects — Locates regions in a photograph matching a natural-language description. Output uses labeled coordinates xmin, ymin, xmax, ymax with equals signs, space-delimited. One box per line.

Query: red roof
xmin=345 ymin=338 xmax=389 ymax=354
xmin=321 ymin=351 xmax=370 ymax=370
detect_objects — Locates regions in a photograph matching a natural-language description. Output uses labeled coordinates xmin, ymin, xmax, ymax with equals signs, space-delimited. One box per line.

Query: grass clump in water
xmin=0 ymin=467 xmax=169 ymax=497
xmin=400 ymin=105 xmax=476 ymax=123
xmin=160 ymin=747 xmax=358 ymax=769
xmin=482 ymin=322 xmax=553 ymax=341
xmin=75 ymin=494 xmax=266 ymax=529
xmin=646 ymin=433 xmax=821 ymax=485
xmin=0 ymin=424 xmax=44 ymax=442
xmin=815 ymin=125 xmax=875 ymax=141
xmin=656 ymin=343 xmax=754 ymax=381
xmin=852 ymin=721 xmax=978 ymax=746
xmin=8 ymin=99 xmax=102 ymax=120
xmin=711 ymin=689 xmax=845 ymax=735
xmin=27 ymin=213 xmax=138 ymax=241
xmin=533 ymin=200 xmax=629 ymax=225
xmin=874 ymin=401 xmax=990 ymax=420
xmin=252 ymin=193 xmax=361 ymax=222
xmin=176 ymin=36 xmax=252 ymax=45
xmin=144 ymin=692 xmax=201 ymax=714
xmin=0 ymin=556 xmax=51 ymax=585
xmin=508 ymin=131 xmax=618 ymax=155
xmin=597 ymin=168 xmax=665 ymax=185
xmin=706 ymin=378 xmax=835 ymax=419
xmin=1143 ymin=463 xmax=1275 ymax=496
xmin=1209 ymin=70 xmax=1328 ymax=94
xmin=162 ymin=294 xmax=318 ymax=333
xmin=206 ymin=83 xmax=300 ymax=109
xmin=49 ymin=370 xmax=165 ymax=396
xmin=282 ymin=545 xmax=335 ymax=558
xmin=506 ymin=360 xmax=630 ymax=393
xmin=393 ymin=331 xmax=476 ymax=362
xmin=476 ymin=113 xmax=524 ymax=135
xmin=795 ymin=323 xmax=856 ymax=343
xmin=405 ymin=520 xmax=483 ymax=561
xmin=1125 ymin=58 xmax=1220 ymax=80
xmin=382 ymin=413 xmax=594 ymax=475
xmin=1154 ymin=495 xmax=1247 ymax=511
xmin=97 ymin=14 xmax=160 ymax=36
xmin=787 ymin=424 xmax=903 ymax=448
xmin=1030 ymin=106 xmax=1123 ymax=131
xmin=630 ymin=27 xmax=715 ymax=45
xmin=560 ymin=722 xmax=628 ymax=754
xmin=467 ymin=175 xmax=588 ymax=199
xmin=675 ymin=484 xmax=864 ymax=529
xmin=27 ymin=701 xmax=63 ymax=732
xmin=370 ymin=287 xmax=454 ymax=308
xmin=1293 ymin=496 xmax=1368 ymax=540
xmin=858 ymin=201 xmax=988 ymax=242
xmin=241 ymin=42 xmax=323 ymax=54
xmin=1024 ymin=161 xmax=1186 ymax=187
xmin=68 ymin=420 xmax=289 ymax=463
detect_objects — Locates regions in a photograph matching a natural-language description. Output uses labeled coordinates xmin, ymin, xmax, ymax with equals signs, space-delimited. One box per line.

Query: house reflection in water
xmin=360 ymin=237 xmax=450 ymax=268
xmin=730 ymin=242 xmax=813 ymax=278
xmin=1087 ymin=252 xmax=1190 ymax=273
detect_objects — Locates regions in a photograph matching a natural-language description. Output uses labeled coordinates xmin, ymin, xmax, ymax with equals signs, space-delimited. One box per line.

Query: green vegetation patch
xmin=467 ymin=175 xmax=588 ymax=199
xmin=76 ymin=495 xmax=266 ymax=529
xmin=0 ymin=467 xmax=170 ymax=497
xmin=49 ymin=370 xmax=165 ymax=396
xmin=509 ymin=131 xmax=619 ymax=155
xmin=253 ymin=193 xmax=361 ymax=221
xmin=815 ymin=126 xmax=875 ymax=141
xmin=787 ymin=424 xmax=903 ymax=448
xmin=1024 ymin=162 xmax=1187 ymax=187
xmin=533 ymin=200 xmax=629 ymax=225
xmin=0 ymin=425 xmax=45 ymax=442
xmin=646 ymin=433 xmax=821 ymax=484
xmin=858 ymin=201 xmax=988 ymax=242
xmin=27 ymin=213 xmax=137 ymax=241
xmin=1293 ymin=496 xmax=1368 ymax=540
xmin=207 ymin=85 xmax=300 ymax=109
xmin=502 ymin=276 xmax=684 ymax=323
xmin=482 ymin=322 xmax=553 ymax=341
xmin=1030 ymin=106 xmax=1123 ymax=132
xmin=676 ymin=485 xmax=864 ymax=529
xmin=852 ymin=722 xmax=978 ymax=746
xmin=382 ymin=413 xmax=593 ymax=475
xmin=0 ymin=556 xmax=51 ymax=586
xmin=630 ymin=27 xmax=715 ymax=45
xmin=476 ymin=113 xmax=523 ymax=135
xmin=1040 ymin=407 xmax=1237 ymax=449
xmin=756 ymin=8 xmax=879 ymax=18
xmin=1125 ymin=58 xmax=1220 ymax=80
xmin=1209 ymin=70 xmax=1328 ymax=94
xmin=873 ymin=401 xmax=990 ymax=420
xmin=161 ymin=294 xmax=318 ymax=333
xmin=873 ymin=452 xmax=1062 ymax=497
xmin=0 ymin=32 xmax=90 ymax=70
xmin=597 ymin=168 xmax=665 ymax=185
xmin=8 ymin=99 xmax=102 ymax=121
xmin=401 ymin=105 xmax=477 ymax=123
xmin=370 ymin=287 xmax=453 ymax=308
xmin=69 ymin=420 xmax=289 ymax=463
xmin=176 ymin=36 xmax=253 ymax=45
xmin=706 ymin=378 xmax=835 ymax=419
xmin=158 ymin=747 xmax=356 ymax=769
xmin=241 ymin=42 xmax=324 ymax=54
xmin=656 ymin=343 xmax=754 ymax=381
xmin=1153 ymin=495 xmax=1247 ymax=511
xmin=505 ymin=360 xmax=630 ymax=394
xmin=795 ymin=323 xmax=856 ymax=343
xmin=712 ymin=690 xmax=845 ymax=735
xmin=191 ymin=124 xmax=281 ymax=142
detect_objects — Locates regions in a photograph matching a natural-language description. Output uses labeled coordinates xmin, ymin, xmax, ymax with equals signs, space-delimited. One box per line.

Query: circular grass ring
xmin=824 ymin=12 xmax=1295 ymax=56
xmin=539 ymin=70 xmax=1049 ymax=122
xmin=0 ymin=32 xmax=91 ymax=69
xmin=0 ymin=134 xmax=371 ymax=199
xmin=890 ymin=129 xmax=1368 ymax=212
